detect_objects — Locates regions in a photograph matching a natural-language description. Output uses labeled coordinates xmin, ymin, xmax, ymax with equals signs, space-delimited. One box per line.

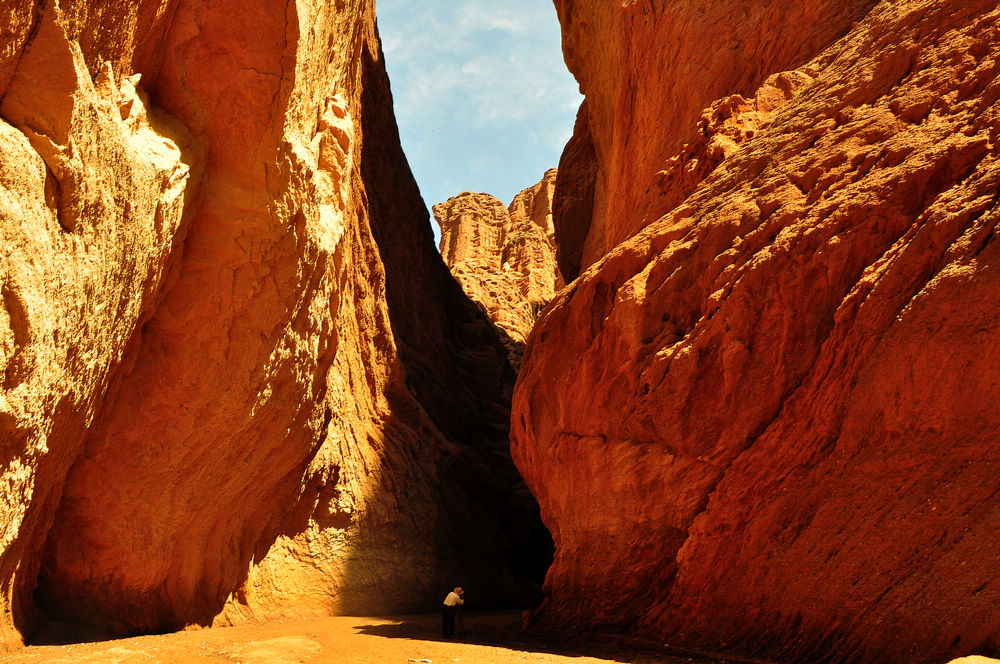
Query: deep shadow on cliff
xmin=357 ymin=42 xmax=553 ymax=600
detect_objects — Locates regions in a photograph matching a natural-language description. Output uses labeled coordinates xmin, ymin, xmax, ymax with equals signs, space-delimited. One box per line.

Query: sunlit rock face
xmin=513 ymin=1 xmax=1000 ymax=663
xmin=0 ymin=0 xmax=545 ymax=650
xmin=0 ymin=0 xmax=203 ymax=649
xmin=434 ymin=169 xmax=564 ymax=368
xmin=551 ymin=0 xmax=879 ymax=275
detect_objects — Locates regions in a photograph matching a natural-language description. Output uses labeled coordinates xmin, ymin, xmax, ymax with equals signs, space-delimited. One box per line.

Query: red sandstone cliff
xmin=434 ymin=170 xmax=564 ymax=367
xmin=514 ymin=1 xmax=1000 ymax=663
xmin=0 ymin=0 xmax=545 ymax=650
xmin=551 ymin=0 xmax=878 ymax=279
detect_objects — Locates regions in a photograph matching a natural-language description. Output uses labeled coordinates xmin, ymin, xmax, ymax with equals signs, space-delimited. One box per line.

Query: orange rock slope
xmin=0 ymin=0 xmax=545 ymax=651
xmin=513 ymin=1 xmax=1000 ymax=663
xmin=434 ymin=170 xmax=564 ymax=367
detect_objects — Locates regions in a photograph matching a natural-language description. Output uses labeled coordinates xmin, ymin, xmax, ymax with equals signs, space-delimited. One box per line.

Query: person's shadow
xmin=353 ymin=611 xmax=578 ymax=651
xmin=351 ymin=611 xmax=739 ymax=663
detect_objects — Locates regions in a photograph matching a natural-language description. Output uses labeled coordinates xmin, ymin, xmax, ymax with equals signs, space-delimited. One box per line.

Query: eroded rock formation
xmin=551 ymin=0 xmax=879 ymax=276
xmin=0 ymin=0 xmax=545 ymax=651
xmin=514 ymin=1 xmax=1000 ymax=663
xmin=0 ymin=1 xmax=203 ymax=647
xmin=434 ymin=169 xmax=564 ymax=367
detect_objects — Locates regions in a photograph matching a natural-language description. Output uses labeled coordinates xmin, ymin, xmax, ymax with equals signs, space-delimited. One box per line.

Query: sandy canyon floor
xmin=3 ymin=613 xmax=997 ymax=664
xmin=0 ymin=612 xmax=724 ymax=664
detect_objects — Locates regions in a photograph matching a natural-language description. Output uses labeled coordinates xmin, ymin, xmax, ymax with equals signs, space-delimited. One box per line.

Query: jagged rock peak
xmin=433 ymin=169 xmax=563 ymax=367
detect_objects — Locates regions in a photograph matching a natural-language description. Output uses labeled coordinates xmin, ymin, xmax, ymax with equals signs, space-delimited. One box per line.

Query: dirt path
xmin=0 ymin=612 xmax=716 ymax=664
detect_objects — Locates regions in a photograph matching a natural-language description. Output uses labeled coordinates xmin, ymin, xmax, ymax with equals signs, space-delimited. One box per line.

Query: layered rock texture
xmin=434 ymin=169 xmax=564 ymax=368
xmin=551 ymin=0 xmax=880 ymax=279
xmin=0 ymin=0 xmax=545 ymax=651
xmin=514 ymin=1 xmax=1000 ymax=663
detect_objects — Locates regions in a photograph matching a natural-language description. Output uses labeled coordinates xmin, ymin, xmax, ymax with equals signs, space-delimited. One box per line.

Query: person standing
xmin=442 ymin=586 xmax=464 ymax=637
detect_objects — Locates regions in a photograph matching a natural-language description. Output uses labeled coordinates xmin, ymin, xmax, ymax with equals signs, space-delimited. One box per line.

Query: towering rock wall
xmin=513 ymin=1 xmax=1000 ymax=663
xmin=0 ymin=0 xmax=203 ymax=647
xmin=0 ymin=0 xmax=544 ymax=651
xmin=551 ymin=0 xmax=878 ymax=278
xmin=507 ymin=171 xmax=564 ymax=309
xmin=434 ymin=169 xmax=564 ymax=367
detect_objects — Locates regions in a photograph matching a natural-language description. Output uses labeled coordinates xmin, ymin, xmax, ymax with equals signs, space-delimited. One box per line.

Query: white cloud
xmin=376 ymin=0 xmax=583 ymax=210
xmin=378 ymin=0 xmax=579 ymax=124
xmin=456 ymin=3 xmax=534 ymax=34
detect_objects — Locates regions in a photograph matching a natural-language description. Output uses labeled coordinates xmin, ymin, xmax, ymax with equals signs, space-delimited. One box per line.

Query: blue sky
xmin=375 ymin=1 xmax=582 ymax=239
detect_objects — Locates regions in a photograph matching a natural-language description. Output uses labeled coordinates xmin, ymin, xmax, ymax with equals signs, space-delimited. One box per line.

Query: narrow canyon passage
xmin=1 ymin=1 xmax=1000 ymax=663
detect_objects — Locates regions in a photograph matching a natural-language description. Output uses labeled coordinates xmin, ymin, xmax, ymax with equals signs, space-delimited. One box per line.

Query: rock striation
xmin=0 ymin=0 xmax=545 ymax=651
xmin=513 ymin=1 xmax=1000 ymax=663
xmin=434 ymin=169 xmax=564 ymax=368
